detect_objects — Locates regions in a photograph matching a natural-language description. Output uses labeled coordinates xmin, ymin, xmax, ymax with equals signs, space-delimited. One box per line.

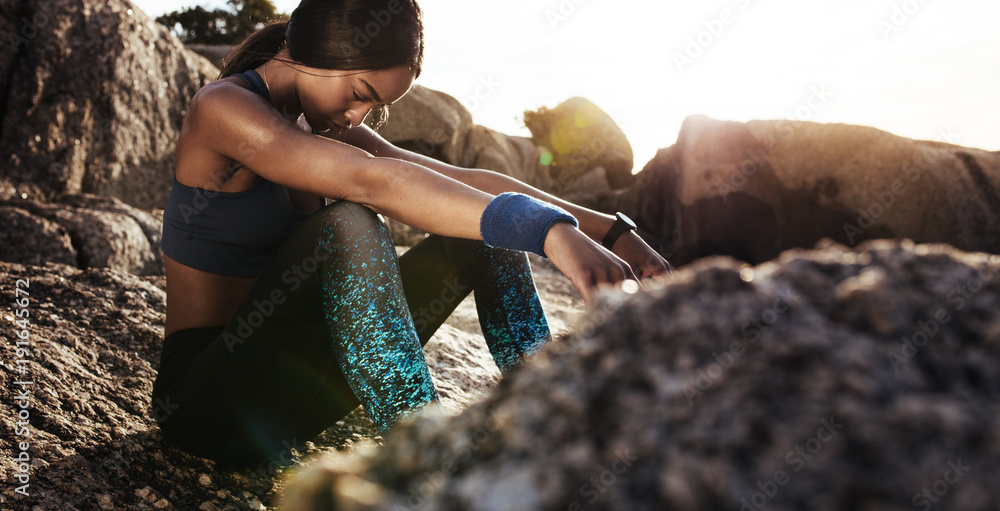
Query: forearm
xmin=457 ymin=168 xmax=616 ymax=241
xmin=351 ymin=156 xmax=493 ymax=240
xmin=336 ymin=125 xmax=616 ymax=241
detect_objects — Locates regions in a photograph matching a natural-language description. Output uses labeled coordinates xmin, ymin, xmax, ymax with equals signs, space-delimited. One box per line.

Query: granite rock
xmin=0 ymin=0 xmax=219 ymax=209
xmin=615 ymin=115 xmax=1000 ymax=265
xmin=1 ymin=194 xmax=163 ymax=275
xmin=0 ymin=249 xmax=582 ymax=510
xmin=524 ymin=96 xmax=634 ymax=190
xmin=278 ymin=239 xmax=1000 ymax=511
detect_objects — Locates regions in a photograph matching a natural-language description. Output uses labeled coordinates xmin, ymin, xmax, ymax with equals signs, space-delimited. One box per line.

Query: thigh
xmin=154 ymin=202 xmax=372 ymax=466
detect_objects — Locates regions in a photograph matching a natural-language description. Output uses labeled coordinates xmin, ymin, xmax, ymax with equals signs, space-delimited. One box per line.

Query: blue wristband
xmin=480 ymin=192 xmax=579 ymax=258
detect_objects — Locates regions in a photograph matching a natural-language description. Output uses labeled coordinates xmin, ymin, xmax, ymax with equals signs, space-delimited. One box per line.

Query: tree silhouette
xmin=157 ymin=0 xmax=289 ymax=44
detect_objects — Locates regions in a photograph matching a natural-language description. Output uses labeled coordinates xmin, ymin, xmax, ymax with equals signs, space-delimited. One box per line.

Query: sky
xmin=133 ymin=0 xmax=1000 ymax=171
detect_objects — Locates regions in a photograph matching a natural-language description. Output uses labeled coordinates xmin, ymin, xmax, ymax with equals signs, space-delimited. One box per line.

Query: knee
xmin=322 ymin=200 xmax=379 ymax=222
xmin=317 ymin=201 xmax=387 ymax=239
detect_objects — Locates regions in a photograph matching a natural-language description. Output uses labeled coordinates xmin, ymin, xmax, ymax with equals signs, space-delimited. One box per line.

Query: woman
xmin=151 ymin=0 xmax=669 ymax=467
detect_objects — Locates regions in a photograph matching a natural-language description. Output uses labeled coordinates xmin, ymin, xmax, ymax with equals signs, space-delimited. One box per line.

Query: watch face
xmin=618 ymin=212 xmax=636 ymax=230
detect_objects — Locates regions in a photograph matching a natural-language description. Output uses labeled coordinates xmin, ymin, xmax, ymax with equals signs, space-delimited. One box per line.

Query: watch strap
xmin=601 ymin=213 xmax=635 ymax=250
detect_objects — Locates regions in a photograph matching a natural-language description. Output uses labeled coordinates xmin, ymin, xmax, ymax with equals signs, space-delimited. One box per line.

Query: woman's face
xmin=297 ymin=65 xmax=416 ymax=134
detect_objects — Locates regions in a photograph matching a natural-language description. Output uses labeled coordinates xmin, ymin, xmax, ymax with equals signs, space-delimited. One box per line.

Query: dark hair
xmin=218 ymin=0 xmax=424 ymax=127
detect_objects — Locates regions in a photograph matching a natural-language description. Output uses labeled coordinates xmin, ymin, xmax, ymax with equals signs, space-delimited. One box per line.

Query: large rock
xmin=524 ymin=96 xmax=634 ymax=190
xmin=0 ymin=0 xmax=219 ymax=210
xmin=616 ymin=115 xmax=1000 ymax=265
xmin=0 ymin=206 xmax=77 ymax=267
xmin=0 ymin=194 xmax=163 ymax=275
xmin=462 ymin=125 xmax=555 ymax=191
xmin=376 ymin=85 xmax=475 ymax=168
xmin=277 ymin=239 xmax=1000 ymax=511
xmin=0 ymin=252 xmax=582 ymax=510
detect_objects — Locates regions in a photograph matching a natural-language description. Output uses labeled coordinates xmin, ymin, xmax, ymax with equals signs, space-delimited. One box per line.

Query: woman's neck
xmin=258 ymin=53 xmax=303 ymax=122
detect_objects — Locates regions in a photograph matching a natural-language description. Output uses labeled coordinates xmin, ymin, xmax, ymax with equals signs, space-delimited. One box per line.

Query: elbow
xmin=342 ymin=155 xmax=410 ymax=212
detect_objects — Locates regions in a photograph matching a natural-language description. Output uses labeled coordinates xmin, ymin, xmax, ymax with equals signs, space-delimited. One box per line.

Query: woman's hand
xmin=543 ymin=222 xmax=639 ymax=306
xmin=610 ymin=231 xmax=673 ymax=282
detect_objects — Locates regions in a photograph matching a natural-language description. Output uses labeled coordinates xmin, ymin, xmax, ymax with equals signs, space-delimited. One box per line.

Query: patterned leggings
xmin=151 ymin=201 xmax=551 ymax=466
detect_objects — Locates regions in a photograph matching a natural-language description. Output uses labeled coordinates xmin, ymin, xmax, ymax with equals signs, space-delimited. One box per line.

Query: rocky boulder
xmin=278 ymin=239 xmax=1000 ymax=511
xmin=524 ymin=96 xmax=634 ymax=190
xmin=0 ymin=194 xmax=164 ymax=275
xmin=0 ymin=207 xmax=77 ymax=267
xmin=0 ymin=0 xmax=219 ymax=210
xmin=615 ymin=115 xmax=1000 ymax=265
xmin=376 ymin=85 xmax=476 ymax=169
xmin=0 ymin=249 xmax=583 ymax=509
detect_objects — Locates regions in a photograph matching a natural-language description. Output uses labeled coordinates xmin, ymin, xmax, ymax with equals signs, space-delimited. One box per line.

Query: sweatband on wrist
xmin=480 ymin=192 xmax=579 ymax=258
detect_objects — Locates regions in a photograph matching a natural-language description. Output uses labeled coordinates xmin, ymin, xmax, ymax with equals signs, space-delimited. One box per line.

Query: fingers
xmin=574 ymin=255 xmax=639 ymax=307
xmin=637 ymin=254 xmax=673 ymax=280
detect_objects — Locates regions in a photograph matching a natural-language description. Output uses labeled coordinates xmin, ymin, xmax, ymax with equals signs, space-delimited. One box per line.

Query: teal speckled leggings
xmin=151 ymin=201 xmax=550 ymax=466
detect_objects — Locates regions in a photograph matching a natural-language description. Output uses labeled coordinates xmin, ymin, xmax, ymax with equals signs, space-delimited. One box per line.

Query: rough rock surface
xmin=0 ymin=207 xmax=77 ymax=267
xmin=524 ymin=96 xmax=634 ymax=190
xmin=0 ymin=194 xmax=164 ymax=275
xmin=277 ymin=239 xmax=1000 ymax=511
xmin=376 ymin=85 xmax=476 ymax=169
xmin=0 ymin=250 xmax=582 ymax=510
xmin=0 ymin=0 xmax=219 ymax=209
xmin=615 ymin=115 xmax=1000 ymax=265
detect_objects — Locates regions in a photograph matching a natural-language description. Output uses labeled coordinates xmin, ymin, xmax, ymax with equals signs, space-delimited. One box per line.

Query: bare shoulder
xmin=174 ymin=78 xmax=255 ymax=187
xmin=182 ymin=78 xmax=378 ymax=201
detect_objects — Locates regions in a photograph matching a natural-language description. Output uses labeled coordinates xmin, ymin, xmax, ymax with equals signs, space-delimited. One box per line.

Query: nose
xmin=344 ymin=105 xmax=373 ymax=129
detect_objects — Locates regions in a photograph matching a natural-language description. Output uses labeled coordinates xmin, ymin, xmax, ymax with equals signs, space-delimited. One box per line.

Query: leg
xmin=153 ymin=201 xmax=436 ymax=466
xmin=398 ymin=236 xmax=552 ymax=373
xmin=316 ymin=203 xmax=438 ymax=434
xmin=472 ymin=245 xmax=552 ymax=374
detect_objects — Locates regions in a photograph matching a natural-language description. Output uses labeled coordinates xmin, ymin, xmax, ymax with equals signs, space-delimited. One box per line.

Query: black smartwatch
xmin=601 ymin=212 xmax=636 ymax=250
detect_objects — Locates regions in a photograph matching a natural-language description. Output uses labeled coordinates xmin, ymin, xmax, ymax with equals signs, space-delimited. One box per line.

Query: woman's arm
xmin=190 ymin=83 xmax=643 ymax=304
xmin=334 ymin=124 xmax=672 ymax=280
xmin=334 ymin=125 xmax=614 ymax=237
